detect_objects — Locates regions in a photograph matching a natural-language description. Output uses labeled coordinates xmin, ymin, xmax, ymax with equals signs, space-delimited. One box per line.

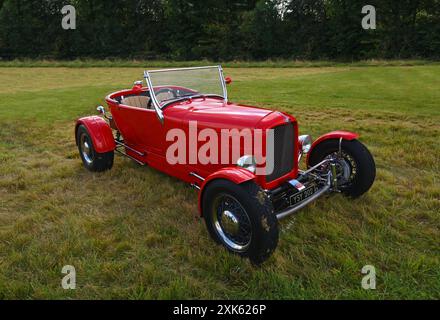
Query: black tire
xmin=308 ymin=139 xmax=376 ymax=198
xmin=76 ymin=125 xmax=114 ymax=172
xmin=202 ymin=179 xmax=278 ymax=265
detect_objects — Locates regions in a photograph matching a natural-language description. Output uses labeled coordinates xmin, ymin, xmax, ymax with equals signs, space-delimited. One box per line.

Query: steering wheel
xmin=147 ymin=88 xmax=178 ymax=109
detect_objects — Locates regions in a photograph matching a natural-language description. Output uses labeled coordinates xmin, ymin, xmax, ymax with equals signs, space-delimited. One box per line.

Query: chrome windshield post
xmin=218 ymin=65 xmax=228 ymax=104
xmin=144 ymin=71 xmax=164 ymax=125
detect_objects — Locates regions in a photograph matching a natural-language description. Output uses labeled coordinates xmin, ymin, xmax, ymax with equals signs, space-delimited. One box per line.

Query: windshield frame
xmin=143 ymin=66 xmax=228 ymax=112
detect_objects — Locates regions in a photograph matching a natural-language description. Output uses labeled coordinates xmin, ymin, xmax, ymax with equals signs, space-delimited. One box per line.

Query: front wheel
xmin=77 ymin=125 xmax=114 ymax=172
xmin=308 ymin=139 xmax=376 ymax=198
xmin=202 ymin=180 xmax=278 ymax=265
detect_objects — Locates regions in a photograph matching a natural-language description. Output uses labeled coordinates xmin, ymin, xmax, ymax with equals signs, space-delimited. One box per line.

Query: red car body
xmin=77 ymin=86 xmax=357 ymax=211
xmin=75 ymin=66 xmax=375 ymax=263
xmin=108 ymin=91 xmax=300 ymax=190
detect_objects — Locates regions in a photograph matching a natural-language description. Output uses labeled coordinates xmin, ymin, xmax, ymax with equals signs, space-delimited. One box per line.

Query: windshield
xmin=144 ymin=66 xmax=227 ymax=108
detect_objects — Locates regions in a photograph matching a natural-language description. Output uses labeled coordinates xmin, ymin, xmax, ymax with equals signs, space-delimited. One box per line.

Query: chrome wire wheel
xmin=80 ymin=133 xmax=94 ymax=165
xmin=211 ymin=194 xmax=252 ymax=252
xmin=308 ymin=139 xmax=376 ymax=198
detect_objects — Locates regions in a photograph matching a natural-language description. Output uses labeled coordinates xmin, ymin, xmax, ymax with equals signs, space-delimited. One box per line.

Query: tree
xmin=163 ymin=0 xmax=256 ymax=60
xmin=0 ymin=0 xmax=64 ymax=58
xmin=240 ymin=0 xmax=283 ymax=60
xmin=0 ymin=0 xmax=439 ymax=60
xmin=283 ymin=0 xmax=329 ymax=59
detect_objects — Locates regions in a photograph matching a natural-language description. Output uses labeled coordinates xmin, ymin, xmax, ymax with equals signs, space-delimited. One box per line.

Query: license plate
xmin=290 ymin=185 xmax=319 ymax=207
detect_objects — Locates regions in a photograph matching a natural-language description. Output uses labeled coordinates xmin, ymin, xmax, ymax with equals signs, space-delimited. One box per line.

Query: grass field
xmin=0 ymin=64 xmax=439 ymax=299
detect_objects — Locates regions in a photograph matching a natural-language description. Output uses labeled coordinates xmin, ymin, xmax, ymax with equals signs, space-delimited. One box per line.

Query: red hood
xmin=181 ymin=98 xmax=275 ymax=130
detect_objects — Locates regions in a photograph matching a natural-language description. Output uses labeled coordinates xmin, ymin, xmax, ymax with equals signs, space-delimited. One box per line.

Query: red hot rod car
xmin=75 ymin=66 xmax=376 ymax=264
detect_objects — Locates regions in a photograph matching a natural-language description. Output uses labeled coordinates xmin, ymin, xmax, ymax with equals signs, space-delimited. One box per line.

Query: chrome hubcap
xmin=220 ymin=210 xmax=240 ymax=236
xmin=80 ymin=133 xmax=94 ymax=165
xmin=212 ymin=194 xmax=252 ymax=252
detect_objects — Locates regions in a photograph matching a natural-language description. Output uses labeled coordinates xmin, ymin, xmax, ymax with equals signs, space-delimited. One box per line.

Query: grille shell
xmin=266 ymin=123 xmax=295 ymax=183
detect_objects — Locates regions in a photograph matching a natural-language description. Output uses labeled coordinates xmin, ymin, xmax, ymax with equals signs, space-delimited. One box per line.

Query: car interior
xmin=118 ymin=90 xmax=178 ymax=110
xmin=121 ymin=95 xmax=150 ymax=109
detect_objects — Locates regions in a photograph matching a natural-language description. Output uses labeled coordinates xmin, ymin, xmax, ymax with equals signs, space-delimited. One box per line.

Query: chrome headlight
xmin=237 ymin=155 xmax=257 ymax=173
xmin=299 ymin=135 xmax=312 ymax=154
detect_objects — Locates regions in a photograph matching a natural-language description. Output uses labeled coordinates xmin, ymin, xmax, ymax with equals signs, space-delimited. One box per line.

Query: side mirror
xmin=132 ymin=80 xmax=143 ymax=92
xmin=225 ymin=77 xmax=232 ymax=85
xmin=97 ymin=106 xmax=105 ymax=115
xmin=97 ymin=105 xmax=112 ymax=121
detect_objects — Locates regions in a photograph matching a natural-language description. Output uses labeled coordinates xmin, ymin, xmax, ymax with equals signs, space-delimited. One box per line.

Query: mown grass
xmin=0 ymin=65 xmax=438 ymax=299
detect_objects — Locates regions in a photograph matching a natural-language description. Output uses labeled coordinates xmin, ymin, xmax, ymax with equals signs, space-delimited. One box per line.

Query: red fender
xmin=198 ymin=167 xmax=256 ymax=216
xmin=75 ymin=116 xmax=116 ymax=154
xmin=306 ymin=130 xmax=359 ymax=166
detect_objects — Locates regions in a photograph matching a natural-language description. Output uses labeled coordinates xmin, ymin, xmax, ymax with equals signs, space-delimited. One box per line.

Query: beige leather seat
xmin=121 ymin=96 xmax=150 ymax=109
xmin=156 ymin=91 xmax=175 ymax=102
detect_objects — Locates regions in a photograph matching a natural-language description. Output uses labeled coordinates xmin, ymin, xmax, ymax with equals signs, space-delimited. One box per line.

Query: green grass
xmin=0 ymin=65 xmax=439 ymax=299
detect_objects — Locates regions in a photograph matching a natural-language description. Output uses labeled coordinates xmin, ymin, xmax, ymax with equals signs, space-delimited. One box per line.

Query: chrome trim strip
xmin=115 ymin=149 xmax=145 ymax=166
xmin=190 ymin=183 xmax=201 ymax=190
xmin=189 ymin=172 xmax=205 ymax=181
xmin=115 ymin=140 xmax=145 ymax=156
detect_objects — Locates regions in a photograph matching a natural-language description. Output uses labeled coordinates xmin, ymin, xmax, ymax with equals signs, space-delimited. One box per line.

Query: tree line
xmin=0 ymin=0 xmax=439 ymax=61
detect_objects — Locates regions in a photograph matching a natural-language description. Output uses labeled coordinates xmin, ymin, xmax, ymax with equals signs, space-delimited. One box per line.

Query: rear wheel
xmin=203 ymin=180 xmax=278 ymax=264
xmin=308 ymin=139 xmax=376 ymax=198
xmin=77 ymin=125 xmax=114 ymax=172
